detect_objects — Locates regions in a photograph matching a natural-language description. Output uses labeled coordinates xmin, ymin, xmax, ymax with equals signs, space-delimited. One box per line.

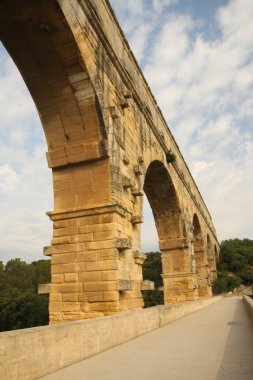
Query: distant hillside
xmin=213 ymin=239 xmax=253 ymax=293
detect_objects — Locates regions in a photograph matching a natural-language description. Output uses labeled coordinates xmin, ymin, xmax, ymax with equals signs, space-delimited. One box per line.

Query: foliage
xmin=143 ymin=290 xmax=164 ymax=308
xmin=0 ymin=259 xmax=50 ymax=332
xmin=212 ymin=275 xmax=241 ymax=294
xmin=142 ymin=252 xmax=163 ymax=288
xmin=213 ymin=239 xmax=253 ymax=294
xmin=142 ymin=252 xmax=164 ymax=307
xmin=166 ymin=149 xmax=176 ymax=164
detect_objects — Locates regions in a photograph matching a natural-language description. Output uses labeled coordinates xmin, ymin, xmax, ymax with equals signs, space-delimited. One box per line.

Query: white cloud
xmin=112 ymin=0 xmax=253 ymax=244
xmin=0 ymin=165 xmax=18 ymax=192
xmin=0 ymin=44 xmax=53 ymax=263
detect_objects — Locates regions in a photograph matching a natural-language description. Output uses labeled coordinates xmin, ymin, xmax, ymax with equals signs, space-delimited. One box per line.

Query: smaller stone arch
xmin=193 ymin=215 xmax=212 ymax=297
xmin=143 ymin=161 xmax=197 ymax=304
xmin=214 ymin=245 xmax=219 ymax=261
xmin=207 ymin=234 xmax=217 ymax=283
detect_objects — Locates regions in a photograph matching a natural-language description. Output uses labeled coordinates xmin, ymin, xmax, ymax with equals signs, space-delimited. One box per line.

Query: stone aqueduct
xmin=0 ymin=0 xmax=219 ymax=323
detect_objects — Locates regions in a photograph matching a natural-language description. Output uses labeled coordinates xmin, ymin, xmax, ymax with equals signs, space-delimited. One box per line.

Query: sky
xmin=0 ymin=0 xmax=253 ymax=262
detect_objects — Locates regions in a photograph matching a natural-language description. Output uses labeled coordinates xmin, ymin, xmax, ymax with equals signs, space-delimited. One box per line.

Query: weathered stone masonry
xmin=0 ymin=0 xmax=219 ymax=323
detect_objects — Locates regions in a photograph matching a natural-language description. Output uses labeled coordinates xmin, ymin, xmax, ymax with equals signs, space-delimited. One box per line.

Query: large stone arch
xmin=0 ymin=0 xmax=219 ymax=323
xmin=0 ymin=0 xmax=109 ymax=211
xmin=0 ymin=0 xmax=114 ymax=324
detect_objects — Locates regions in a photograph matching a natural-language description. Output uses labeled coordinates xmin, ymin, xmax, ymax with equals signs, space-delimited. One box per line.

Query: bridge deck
xmin=41 ymin=298 xmax=253 ymax=380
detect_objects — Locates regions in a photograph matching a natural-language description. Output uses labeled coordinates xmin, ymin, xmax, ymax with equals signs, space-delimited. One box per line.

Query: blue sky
xmin=0 ymin=0 xmax=253 ymax=262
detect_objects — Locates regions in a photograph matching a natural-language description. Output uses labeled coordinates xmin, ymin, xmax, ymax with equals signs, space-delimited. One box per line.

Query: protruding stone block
xmin=117 ymin=280 xmax=133 ymax=291
xmin=122 ymin=176 xmax=134 ymax=189
xmin=120 ymin=99 xmax=130 ymax=109
xmin=133 ymin=165 xmax=143 ymax=175
xmin=43 ymin=246 xmax=52 ymax=256
xmin=123 ymin=155 xmax=130 ymax=165
xmin=38 ymin=283 xmax=51 ymax=294
xmin=131 ymin=188 xmax=144 ymax=197
xmin=140 ymin=280 xmax=155 ymax=291
xmin=123 ymin=90 xmax=132 ymax=99
xmin=115 ymin=238 xmax=132 ymax=250
xmin=109 ymin=106 xmax=120 ymax=119
xmin=134 ymin=252 xmax=147 ymax=265
xmin=131 ymin=215 xmax=143 ymax=224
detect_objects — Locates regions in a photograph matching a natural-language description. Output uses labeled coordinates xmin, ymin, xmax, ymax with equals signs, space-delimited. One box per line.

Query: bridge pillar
xmin=47 ymin=202 xmax=145 ymax=323
xmin=195 ymin=249 xmax=212 ymax=297
xmin=160 ymin=238 xmax=198 ymax=303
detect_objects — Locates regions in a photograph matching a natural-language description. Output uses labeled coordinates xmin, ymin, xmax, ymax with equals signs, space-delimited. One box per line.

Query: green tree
xmin=142 ymin=252 xmax=163 ymax=288
xmin=0 ymin=258 xmax=50 ymax=332
xmin=213 ymin=239 xmax=253 ymax=294
xmin=142 ymin=252 xmax=164 ymax=307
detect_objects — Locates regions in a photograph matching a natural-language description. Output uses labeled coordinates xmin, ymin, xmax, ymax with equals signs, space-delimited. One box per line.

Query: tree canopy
xmin=0 ymin=259 xmax=50 ymax=332
xmin=213 ymin=239 xmax=253 ymax=293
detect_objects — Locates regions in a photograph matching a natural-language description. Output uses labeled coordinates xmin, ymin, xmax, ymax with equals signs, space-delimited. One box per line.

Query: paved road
xmin=41 ymin=298 xmax=253 ymax=380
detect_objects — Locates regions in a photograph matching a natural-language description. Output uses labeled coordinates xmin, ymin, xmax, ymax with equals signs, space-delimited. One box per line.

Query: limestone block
xmin=79 ymin=292 xmax=103 ymax=302
xmin=83 ymin=281 xmax=118 ymax=292
xmin=43 ymin=246 xmax=52 ymax=256
xmin=51 ymin=263 xmax=79 ymax=274
xmin=38 ymin=283 xmax=51 ymax=294
xmin=101 ymin=270 xmax=121 ymax=281
xmin=140 ymin=280 xmax=155 ymax=291
xmin=50 ymin=243 xmax=86 ymax=254
xmin=93 ymin=231 xmax=116 ymax=241
xmin=51 ymin=253 xmax=76 ymax=265
xmin=103 ymin=291 xmax=120 ymax=301
xmin=51 ymin=274 xmax=64 ymax=283
xmin=86 ymin=260 xmax=120 ymax=271
xmin=50 ymin=293 xmax=62 ymax=302
xmin=64 ymin=273 xmax=78 ymax=282
xmin=62 ymin=293 xmax=79 ymax=302
xmin=51 ymin=236 xmax=72 ymax=245
xmin=131 ymin=188 xmax=144 ymax=197
xmin=62 ymin=302 xmax=81 ymax=312
xmin=79 ymin=222 xmax=115 ymax=234
xmin=71 ymin=234 xmax=93 ymax=243
xmin=133 ymin=252 xmax=147 ymax=265
xmin=79 ymin=271 xmax=102 ymax=282
xmin=51 ymin=283 xmax=83 ymax=293
xmin=133 ymin=165 xmax=143 ymax=175
xmin=54 ymin=226 xmax=78 ymax=237
xmin=97 ymin=249 xmax=119 ymax=261
xmin=75 ymin=251 xmax=97 ymax=262
xmin=131 ymin=215 xmax=143 ymax=224
xmin=80 ymin=302 xmax=90 ymax=312
xmin=86 ymin=240 xmax=115 ymax=250
xmin=117 ymin=280 xmax=133 ymax=291
xmin=89 ymin=301 xmax=120 ymax=312
xmin=109 ymin=106 xmax=120 ymax=119
xmin=123 ymin=90 xmax=132 ymax=99
xmin=122 ymin=176 xmax=134 ymax=189
xmin=115 ymin=238 xmax=132 ymax=250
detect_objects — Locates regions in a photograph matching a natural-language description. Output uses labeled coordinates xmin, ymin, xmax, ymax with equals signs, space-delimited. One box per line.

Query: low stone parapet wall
xmin=0 ymin=296 xmax=223 ymax=380
xmin=243 ymin=295 xmax=253 ymax=323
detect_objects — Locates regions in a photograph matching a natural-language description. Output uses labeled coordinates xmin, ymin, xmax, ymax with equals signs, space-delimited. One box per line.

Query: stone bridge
xmin=0 ymin=0 xmax=219 ymax=323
